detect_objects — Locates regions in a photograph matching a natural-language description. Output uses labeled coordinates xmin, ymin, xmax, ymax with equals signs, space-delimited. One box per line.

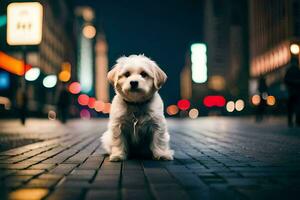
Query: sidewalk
xmin=0 ymin=117 xmax=299 ymax=200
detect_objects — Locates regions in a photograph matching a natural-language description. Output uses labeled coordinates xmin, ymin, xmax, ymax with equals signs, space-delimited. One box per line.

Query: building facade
xmin=249 ymin=0 xmax=300 ymax=104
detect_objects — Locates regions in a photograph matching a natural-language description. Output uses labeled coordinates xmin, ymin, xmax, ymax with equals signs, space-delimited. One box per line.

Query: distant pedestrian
xmin=256 ymin=77 xmax=267 ymax=122
xmin=57 ymin=85 xmax=71 ymax=123
xmin=16 ymin=87 xmax=27 ymax=125
xmin=284 ymin=57 xmax=300 ymax=127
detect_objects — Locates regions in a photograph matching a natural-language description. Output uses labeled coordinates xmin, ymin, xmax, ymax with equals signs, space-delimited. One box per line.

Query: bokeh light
xmin=235 ymin=99 xmax=245 ymax=111
xmin=203 ymin=95 xmax=226 ymax=107
xmin=78 ymin=94 xmax=89 ymax=106
xmin=25 ymin=68 xmax=40 ymax=81
xmin=69 ymin=82 xmax=81 ymax=94
xmin=226 ymin=101 xmax=235 ymax=112
xmin=103 ymin=103 xmax=111 ymax=114
xmin=58 ymin=70 xmax=71 ymax=82
xmin=251 ymin=94 xmax=261 ymax=106
xmin=94 ymin=100 xmax=105 ymax=112
xmin=80 ymin=109 xmax=91 ymax=119
xmin=266 ymin=95 xmax=276 ymax=106
xmin=82 ymin=25 xmax=96 ymax=39
xmin=88 ymin=97 xmax=96 ymax=108
xmin=166 ymin=105 xmax=179 ymax=116
xmin=189 ymin=108 xmax=199 ymax=119
xmin=290 ymin=43 xmax=299 ymax=55
xmin=48 ymin=110 xmax=56 ymax=120
xmin=43 ymin=75 xmax=57 ymax=88
xmin=177 ymin=99 xmax=190 ymax=111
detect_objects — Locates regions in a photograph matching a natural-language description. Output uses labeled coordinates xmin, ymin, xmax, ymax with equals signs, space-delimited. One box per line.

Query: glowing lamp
xmin=251 ymin=94 xmax=261 ymax=106
xmin=177 ymin=99 xmax=190 ymax=111
xmin=25 ymin=68 xmax=40 ymax=81
xmin=78 ymin=94 xmax=89 ymax=106
xmin=103 ymin=103 xmax=111 ymax=114
xmin=203 ymin=96 xmax=226 ymax=107
xmin=69 ymin=82 xmax=81 ymax=94
xmin=43 ymin=75 xmax=57 ymax=88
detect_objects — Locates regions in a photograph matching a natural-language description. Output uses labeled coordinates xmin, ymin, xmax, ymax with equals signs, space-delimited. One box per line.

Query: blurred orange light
xmin=88 ymin=97 xmax=96 ymax=108
xmin=251 ymin=94 xmax=261 ymax=106
xmin=0 ymin=51 xmax=31 ymax=75
xmin=166 ymin=105 xmax=179 ymax=116
xmin=94 ymin=100 xmax=105 ymax=112
xmin=58 ymin=70 xmax=71 ymax=82
xmin=177 ymin=99 xmax=190 ymax=111
xmin=266 ymin=95 xmax=276 ymax=106
xmin=83 ymin=25 xmax=96 ymax=39
xmin=78 ymin=94 xmax=89 ymax=106
xmin=69 ymin=82 xmax=81 ymax=94
xmin=103 ymin=103 xmax=111 ymax=114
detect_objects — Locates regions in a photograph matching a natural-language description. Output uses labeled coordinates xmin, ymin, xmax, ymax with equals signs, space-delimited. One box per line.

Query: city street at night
xmin=0 ymin=117 xmax=299 ymax=200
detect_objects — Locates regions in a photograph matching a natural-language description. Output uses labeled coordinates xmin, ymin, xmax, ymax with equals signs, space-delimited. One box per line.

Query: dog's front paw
xmin=153 ymin=150 xmax=174 ymax=161
xmin=109 ymin=154 xmax=126 ymax=162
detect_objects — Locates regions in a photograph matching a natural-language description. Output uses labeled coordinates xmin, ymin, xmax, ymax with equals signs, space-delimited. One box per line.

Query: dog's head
xmin=107 ymin=54 xmax=167 ymax=102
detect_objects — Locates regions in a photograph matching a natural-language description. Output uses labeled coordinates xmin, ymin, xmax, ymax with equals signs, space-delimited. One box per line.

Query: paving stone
xmin=85 ymin=189 xmax=119 ymax=200
xmin=8 ymin=188 xmax=48 ymax=200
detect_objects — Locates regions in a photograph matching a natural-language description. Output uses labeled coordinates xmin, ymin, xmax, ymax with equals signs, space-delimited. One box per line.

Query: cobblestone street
xmin=0 ymin=117 xmax=299 ymax=200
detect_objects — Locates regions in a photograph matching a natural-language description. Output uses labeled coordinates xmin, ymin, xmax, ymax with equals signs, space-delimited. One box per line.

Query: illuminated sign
xmin=7 ymin=2 xmax=43 ymax=45
xmin=191 ymin=43 xmax=207 ymax=83
xmin=0 ymin=51 xmax=31 ymax=76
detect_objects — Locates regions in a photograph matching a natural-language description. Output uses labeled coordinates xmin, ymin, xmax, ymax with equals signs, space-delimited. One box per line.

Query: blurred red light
xmin=69 ymin=82 xmax=81 ymax=94
xmin=94 ymin=101 xmax=105 ymax=112
xmin=88 ymin=97 xmax=96 ymax=108
xmin=203 ymin=96 xmax=226 ymax=107
xmin=78 ymin=94 xmax=89 ymax=106
xmin=177 ymin=99 xmax=190 ymax=111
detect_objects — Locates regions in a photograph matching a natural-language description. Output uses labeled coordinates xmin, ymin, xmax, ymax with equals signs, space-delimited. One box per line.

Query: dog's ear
xmin=152 ymin=62 xmax=167 ymax=89
xmin=107 ymin=64 xmax=120 ymax=86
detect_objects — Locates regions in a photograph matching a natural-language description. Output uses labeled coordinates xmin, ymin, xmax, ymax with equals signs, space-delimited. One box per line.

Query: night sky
xmin=72 ymin=0 xmax=204 ymax=104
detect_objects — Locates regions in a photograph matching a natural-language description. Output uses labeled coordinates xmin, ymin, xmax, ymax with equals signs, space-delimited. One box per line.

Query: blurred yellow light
xmin=166 ymin=105 xmax=179 ymax=116
xmin=59 ymin=70 xmax=71 ymax=82
xmin=267 ymin=95 xmax=276 ymax=106
xmin=61 ymin=62 xmax=71 ymax=72
xmin=83 ymin=25 xmax=96 ymax=39
xmin=290 ymin=43 xmax=299 ymax=55
xmin=235 ymin=99 xmax=245 ymax=111
xmin=188 ymin=108 xmax=199 ymax=119
xmin=226 ymin=101 xmax=235 ymax=112
xmin=251 ymin=94 xmax=261 ymax=106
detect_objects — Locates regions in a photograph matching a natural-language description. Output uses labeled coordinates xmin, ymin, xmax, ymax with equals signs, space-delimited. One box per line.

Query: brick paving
xmin=0 ymin=117 xmax=299 ymax=200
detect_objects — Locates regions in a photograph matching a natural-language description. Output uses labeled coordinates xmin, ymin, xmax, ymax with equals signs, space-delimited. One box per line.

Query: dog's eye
xmin=124 ymin=72 xmax=130 ymax=77
xmin=140 ymin=71 xmax=148 ymax=78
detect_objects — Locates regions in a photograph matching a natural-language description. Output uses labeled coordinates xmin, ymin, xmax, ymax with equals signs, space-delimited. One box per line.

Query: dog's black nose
xmin=130 ymin=81 xmax=139 ymax=89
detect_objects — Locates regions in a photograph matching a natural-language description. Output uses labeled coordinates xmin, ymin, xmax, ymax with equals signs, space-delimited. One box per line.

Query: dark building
xmin=181 ymin=0 xmax=249 ymax=115
xmin=249 ymin=0 xmax=300 ymax=110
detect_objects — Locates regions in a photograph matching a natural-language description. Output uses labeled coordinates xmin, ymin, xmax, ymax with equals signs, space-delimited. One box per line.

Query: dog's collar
xmin=123 ymin=98 xmax=152 ymax=106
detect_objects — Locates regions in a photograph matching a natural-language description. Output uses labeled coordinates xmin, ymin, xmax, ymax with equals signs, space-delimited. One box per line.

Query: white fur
xmin=101 ymin=54 xmax=174 ymax=161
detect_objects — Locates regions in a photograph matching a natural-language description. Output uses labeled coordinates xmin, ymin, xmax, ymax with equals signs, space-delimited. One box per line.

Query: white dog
xmin=101 ymin=54 xmax=174 ymax=161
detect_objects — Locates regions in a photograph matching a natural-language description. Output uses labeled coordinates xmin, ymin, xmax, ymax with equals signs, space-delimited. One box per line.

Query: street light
xmin=43 ymin=75 xmax=57 ymax=88
xmin=82 ymin=25 xmax=96 ymax=39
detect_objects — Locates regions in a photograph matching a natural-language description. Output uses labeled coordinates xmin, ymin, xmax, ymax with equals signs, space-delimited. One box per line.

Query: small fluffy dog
xmin=101 ymin=54 xmax=174 ymax=161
